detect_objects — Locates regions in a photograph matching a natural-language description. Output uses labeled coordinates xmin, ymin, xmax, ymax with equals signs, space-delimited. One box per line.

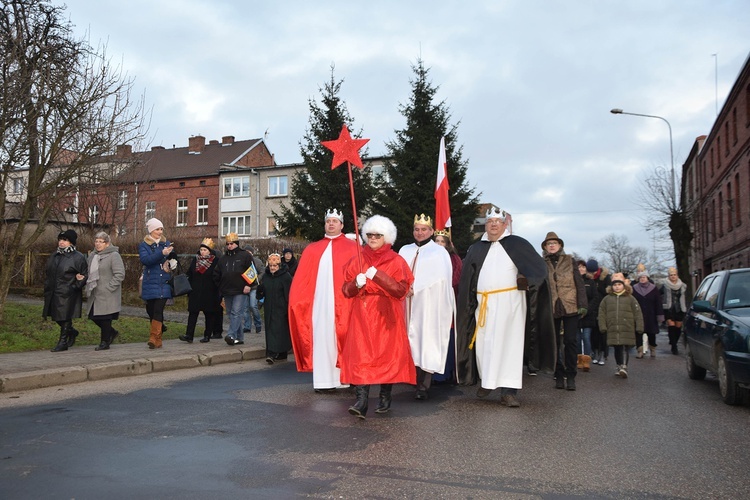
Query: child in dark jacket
xmin=597 ymin=273 xmax=644 ymax=379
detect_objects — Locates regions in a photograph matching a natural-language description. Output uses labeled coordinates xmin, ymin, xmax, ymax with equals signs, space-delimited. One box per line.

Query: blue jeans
xmin=244 ymin=288 xmax=262 ymax=330
xmin=224 ymin=294 xmax=248 ymax=341
xmin=577 ymin=327 xmax=592 ymax=356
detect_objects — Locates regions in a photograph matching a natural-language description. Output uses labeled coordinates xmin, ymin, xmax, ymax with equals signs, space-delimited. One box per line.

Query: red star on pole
xmin=321 ymin=125 xmax=369 ymax=169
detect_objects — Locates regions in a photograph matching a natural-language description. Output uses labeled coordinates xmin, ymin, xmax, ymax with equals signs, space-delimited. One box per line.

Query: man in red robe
xmin=288 ymin=209 xmax=359 ymax=391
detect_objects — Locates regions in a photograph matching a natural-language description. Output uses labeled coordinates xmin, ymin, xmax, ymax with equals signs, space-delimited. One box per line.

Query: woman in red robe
xmin=341 ymin=215 xmax=415 ymax=418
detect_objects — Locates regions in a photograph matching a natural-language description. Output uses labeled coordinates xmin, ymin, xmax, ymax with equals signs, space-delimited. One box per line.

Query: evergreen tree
xmin=275 ymin=68 xmax=377 ymax=242
xmin=373 ymin=59 xmax=479 ymax=253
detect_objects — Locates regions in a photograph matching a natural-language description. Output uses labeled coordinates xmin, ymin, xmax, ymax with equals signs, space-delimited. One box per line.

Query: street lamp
xmin=610 ymin=108 xmax=675 ymax=207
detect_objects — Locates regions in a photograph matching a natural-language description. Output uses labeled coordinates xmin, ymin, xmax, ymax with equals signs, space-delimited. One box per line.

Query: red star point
xmin=321 ymin=125 xmax=370 ymax=169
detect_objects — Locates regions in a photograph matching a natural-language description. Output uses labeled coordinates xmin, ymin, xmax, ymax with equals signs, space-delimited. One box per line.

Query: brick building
xmin=684 ymin=53 xmax=750 ymax=287
xmin=78 ymin=135 xmax=276 ymax=241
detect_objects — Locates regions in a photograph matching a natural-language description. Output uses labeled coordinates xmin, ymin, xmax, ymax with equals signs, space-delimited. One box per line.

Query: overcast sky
xmin=62 ymin=0 xmax=750 ymax=267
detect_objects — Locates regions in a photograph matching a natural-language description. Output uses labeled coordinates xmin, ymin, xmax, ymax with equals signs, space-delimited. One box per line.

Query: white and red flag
xmin=434 ymin=136 xmax=451 ymax=230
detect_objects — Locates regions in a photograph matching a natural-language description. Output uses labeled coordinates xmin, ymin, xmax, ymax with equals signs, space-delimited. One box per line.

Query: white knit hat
xmin=146 ymin=218 xmax=163 ymax=234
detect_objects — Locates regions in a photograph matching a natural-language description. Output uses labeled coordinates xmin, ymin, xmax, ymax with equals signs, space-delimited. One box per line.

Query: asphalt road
xmin=1 ymin=338 xmax=748 ymax=499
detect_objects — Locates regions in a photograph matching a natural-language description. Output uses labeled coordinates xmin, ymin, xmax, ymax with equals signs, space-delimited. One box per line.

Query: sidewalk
xmin=0 ymin=295 xmax=268 ymax=393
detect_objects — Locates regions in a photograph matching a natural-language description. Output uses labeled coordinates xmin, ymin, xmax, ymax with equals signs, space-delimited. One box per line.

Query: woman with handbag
xmin=44 ymin=230 xmax=88 ymax=352
xmin=179 ymin=238 xmax=222 ymax=343
xmin=139 ymin=218 xmax=175 ymax=349
xmin=661 ymin=267 xmax=687 ymax=355
xmin=85 ymin=232 xmax=125 ymax=350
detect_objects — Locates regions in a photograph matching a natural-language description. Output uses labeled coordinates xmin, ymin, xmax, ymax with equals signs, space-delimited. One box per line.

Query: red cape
xmin=288 ymin=234 xmax=359 ymax=372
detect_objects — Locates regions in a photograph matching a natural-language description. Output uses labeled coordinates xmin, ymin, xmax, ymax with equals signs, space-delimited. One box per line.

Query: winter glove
xmin=365 ymin=266 xmax=377 ymax=279
xmin=578 ymin=307 xmax=587 ymax=317
xmin=356 ymin=273 xmax=367 ymax=288
xmin=168 ymin=258 xmax=178 ymax=270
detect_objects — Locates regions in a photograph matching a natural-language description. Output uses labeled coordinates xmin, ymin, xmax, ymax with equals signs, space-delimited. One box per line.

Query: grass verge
xmin=0 ymin=302 xmax=188 ymax=354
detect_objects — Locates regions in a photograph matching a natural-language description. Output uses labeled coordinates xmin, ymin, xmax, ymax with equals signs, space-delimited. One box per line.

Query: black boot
xmin=348 ymin=385 xmax=370 ymax=418
xmin=375 ymin=384 xmax=393 ymax=414
xmin=199 ymin=334 xmax=210 ymax=343
xmin=66 ymin=327 xmax=79 ymax=348
xmin=51 ymin=330 xmax=68 ymax=352
xmin=179 ymin=334 xmax=194 ymax=343
xmin=95 ymin=328 xmax=110 ymax=351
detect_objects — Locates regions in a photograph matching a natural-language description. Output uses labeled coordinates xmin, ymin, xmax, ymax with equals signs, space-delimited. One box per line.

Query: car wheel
xmin=685 ymin=342 xmax=706 ymax=380
xmin=717 ymin=354 xmax=741 ymax=405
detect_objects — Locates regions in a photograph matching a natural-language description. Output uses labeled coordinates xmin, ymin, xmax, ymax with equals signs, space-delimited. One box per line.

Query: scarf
xmin=633 ymin=281 xmax=656 ymax=296
xmin=85 ymin=253 xmax=101 ymax=295
xmin=195 ymin=254 xmax=214 ymax=274
xmin=663 ymin=278 xmax=686 ymax=312
xmin=57 ymin=245 xmax=75 ymax=255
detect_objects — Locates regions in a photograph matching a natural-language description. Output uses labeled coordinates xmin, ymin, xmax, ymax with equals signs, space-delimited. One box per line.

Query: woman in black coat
xmin=257 ymin=253 xmax=292 ymax=363
xmin=179 ymin=238 xmax=223 ymax=343
xmin=44 ymin=230 xmax=87 ymax=352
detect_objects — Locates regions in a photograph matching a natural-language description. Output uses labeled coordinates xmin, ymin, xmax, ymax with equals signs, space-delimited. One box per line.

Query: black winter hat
xmin=57 ymin=229 xmax=78 ymax=246
xmin=585 ymin=259 xmax=599 ymax=273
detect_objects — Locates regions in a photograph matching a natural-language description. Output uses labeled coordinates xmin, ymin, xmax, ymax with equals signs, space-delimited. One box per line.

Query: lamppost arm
xmin=610 ymin=108 xmax=675 ymax=208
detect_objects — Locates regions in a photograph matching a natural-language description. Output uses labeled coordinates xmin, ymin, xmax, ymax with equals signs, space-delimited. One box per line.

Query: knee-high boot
xmin=51 ymin=326 xmax=68 ymax=352
xmin=148 ymin=320 xmax=163 ymax=349
xmin=348 ymin=385 xmax=370 ymax=418
xmin=375 ymin=384 xmax=393 ymax=414
xmin=66 ymin=326 xmax=80 ymax=347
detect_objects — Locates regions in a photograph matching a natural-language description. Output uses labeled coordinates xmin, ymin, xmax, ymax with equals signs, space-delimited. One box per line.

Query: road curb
xmin=0 ymin=347 xmax=267 ymax=393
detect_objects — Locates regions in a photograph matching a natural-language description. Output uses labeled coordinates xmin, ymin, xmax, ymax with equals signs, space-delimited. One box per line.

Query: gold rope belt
xmin=470 ymin=286 xmax=518 ymax=349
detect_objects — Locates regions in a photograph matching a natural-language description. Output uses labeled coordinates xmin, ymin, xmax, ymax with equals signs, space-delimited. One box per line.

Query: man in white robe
xmin=288 ymin=209 xmax=358 ymax=391
xmin=455 ymin=206 xmax=549 ymax=407
xmin=399 ymin=214 xmax=456 ymax=400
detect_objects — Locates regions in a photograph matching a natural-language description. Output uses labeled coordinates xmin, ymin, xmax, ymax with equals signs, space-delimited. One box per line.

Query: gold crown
xmin=200 ymin=237 xmax=215 ymax=249
xmin=413 ymin=213 xmax=433 ymax=227
xmin=267 ymin=253 xmax=281 ymax=265
xmin=225 ymin=232 xmax=239 ymax=243
xmin=434 ymin=229 xmax=451 ymax=238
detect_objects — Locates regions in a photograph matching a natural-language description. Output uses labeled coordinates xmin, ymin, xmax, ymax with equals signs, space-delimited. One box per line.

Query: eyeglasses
xmin=366 ymin=233 xmax=383 ymax=239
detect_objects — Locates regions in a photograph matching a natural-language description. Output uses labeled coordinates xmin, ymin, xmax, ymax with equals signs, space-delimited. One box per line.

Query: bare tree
xmin=593 ymin=233 xmax=649 ymax=277
xmin=0 ymin=0 xmax=148 ymax=320
xmin=637 ymin=165 xmax=693 ymax=293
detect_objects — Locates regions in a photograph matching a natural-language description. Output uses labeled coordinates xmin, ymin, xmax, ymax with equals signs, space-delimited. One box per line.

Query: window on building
xmin=724 ymin=123 xmax=730 ymax=155
xmin=118 ymin=190 xmax=127 ymax=210
xmin=726 ymin=182 xmax=733 ymax=230
xmin=718 ymin=193 xmax=723 ymax=237
xmin=88 ymin=205 xmax=100 ymax=224
xmin=735 ymin=173 xmax=741 ymax=226
xmin=268 ymin=175 xmax=288 ymax=196
xmin=267 ymin=217 xmax=278 ymax=236
xmin=732 ymin=108 xmax=738 ymax=144
xmin=179 ymin=182 xmax=185 ymax=187
xmin=145 ymin=201 xmax=156 ymax=222
xmin=200 ymin=180 xmax=206 ymax=186
xmin=197 ymin=198 xmax=208 ymax=225
xmin=223 ymin=176 xmax=250 ymax=198
xmin=176 ymin=199 xmax=188 ymax=227
xmin=11 ymin=177 xmax=23 ymax=195
xmin=222 ymin=215 xmax=251 ymax=236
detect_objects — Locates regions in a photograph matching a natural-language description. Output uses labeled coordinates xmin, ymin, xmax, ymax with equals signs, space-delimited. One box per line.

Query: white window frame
xmin=176 ymin=199 xmax=188 ymax=227
xmin=223 ymin=176 xmax=250 ymax=198
xmin=268 ymin=175 xmax=288 ymax=197
xmin=88 ymin=205 xmax=100 ymax=224
xmin=197 ymin=197 xmax=208 ymax=226
xmin=117 ymin=190 xmax=127 ymax=210
xmin=145 ymin=201 xmax=156 ymax=223
xmin=12 ymin=178 xmax=24 ymax=195
xmin=266 ymin=217 xmax=278 ymax=236
xmin=222 ymin=215 xmax=251 ymax=236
